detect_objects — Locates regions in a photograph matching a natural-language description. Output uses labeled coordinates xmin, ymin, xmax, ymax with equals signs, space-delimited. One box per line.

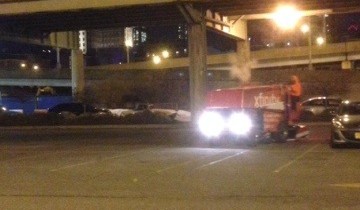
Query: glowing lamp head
xmin=162 ymin=50 xmax=170 ymax=58
xmin=153 ymin=55 xmax=161 ymax=64
xmin=272 ymin=5 xmax=302 ymax=30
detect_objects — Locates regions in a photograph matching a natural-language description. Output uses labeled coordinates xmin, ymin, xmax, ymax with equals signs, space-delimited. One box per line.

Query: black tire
xmin=330 ymin=133 xmax=341 ymax=149
xmin=274 ymin=122 xmax=289 ymax=143
xmin=245 ymin=137 xmax=257 ymax=147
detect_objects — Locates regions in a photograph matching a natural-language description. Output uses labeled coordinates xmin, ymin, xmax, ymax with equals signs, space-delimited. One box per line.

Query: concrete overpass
xmin=1 ymin=40 xmax=359 ymax=87
xmin=87 ymin=40 xmax=360 ymax=71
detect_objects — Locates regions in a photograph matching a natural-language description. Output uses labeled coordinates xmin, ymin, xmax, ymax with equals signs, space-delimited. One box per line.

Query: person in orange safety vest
xmin=288 ymin=75 xmax=302 ymax=122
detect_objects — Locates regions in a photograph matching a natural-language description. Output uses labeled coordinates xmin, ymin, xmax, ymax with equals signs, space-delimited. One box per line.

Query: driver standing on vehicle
xmin=289 ymin=75 xmax=302 ymax=122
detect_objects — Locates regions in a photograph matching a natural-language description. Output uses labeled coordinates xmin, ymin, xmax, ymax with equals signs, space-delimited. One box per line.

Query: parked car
xmin=48 ymin=103 xmax=110 ymax=117
xmin=299 ymin=96 xmax=341 ymax=121
xmin=330 ymin=100 xmax=360 ymax=148
xmin=0 ymin=106 xmax=7 ymax=114
xmin=0 ymin=106 xmax=23 ymax=116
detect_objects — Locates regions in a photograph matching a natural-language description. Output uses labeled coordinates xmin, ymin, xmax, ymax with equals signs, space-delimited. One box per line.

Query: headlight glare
xmin=198 ymin=111 xmax=225 ymax=137
xmin=228 ymin=112 xmax=252 ymax=135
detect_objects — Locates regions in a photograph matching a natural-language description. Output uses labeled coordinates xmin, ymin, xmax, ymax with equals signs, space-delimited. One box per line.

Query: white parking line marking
xmin=196 ymin=151 xmax=246 ymax=170
xmin=50 ymin=160 xmax=97 ymax=172
xmin=156 ymin=159 xmax=202 ymax=173
xmin=330 ymin=183 xmax=360 ymax=188
xmin=156 ymin=150 xmax=228 ymax=173
xmin=273 ymin=144 xmax=320 ymax=173
xmin=50 ymin=149 xmax=151 ymax=172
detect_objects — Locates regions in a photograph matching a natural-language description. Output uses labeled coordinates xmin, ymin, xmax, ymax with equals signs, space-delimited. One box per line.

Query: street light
xmin=300 ymin=24 xmax=310 ymax=33
xmin=272 ymin=5 xmax=302 ymax=30
xmin=20 ymin=62 xmax=26 ymax=68
xmin=162 ymin=50 xmax=170 ymax=59
xmin=33 ymin=64 xmax=40 ymax=72
xmin=316 ymin=36 xmax=325 ymax=45
xmin=153 ymin=55 xmax=161 ymax=64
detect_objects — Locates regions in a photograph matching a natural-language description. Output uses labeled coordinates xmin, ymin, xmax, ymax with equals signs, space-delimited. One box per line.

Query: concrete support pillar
xmin=56 ymin=47 xmax=61 ymax=70
xmin=236 ymin=22 xmax=251 ymax=84
xmin=71 ymin=49 xmax=85 ymax=102
xmin=236 ymin=39 xmax=251 ymax=69
xmin=188 ymin=22 xmax=207 ymax=122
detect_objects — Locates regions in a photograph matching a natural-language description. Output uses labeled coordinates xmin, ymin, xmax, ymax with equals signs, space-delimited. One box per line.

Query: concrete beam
xmin=50 ymin=32 xmax=79 ymax=49
xmin=251 ymin=41 xmax=360 ymax=60
xmin=86 ymin=53 xmax=233 ymax=71
xmin=0 ymin=0 xmax=182 ymax=15
xmin=0 ymin=79 xmax=71 ymax=87
xmin=205 ymin=10 xmax=247 ymax=40
xmin=239 ymin=9 xmax=333 ymax=20
xmin=87 ymin=41 xmax=360 ymax=71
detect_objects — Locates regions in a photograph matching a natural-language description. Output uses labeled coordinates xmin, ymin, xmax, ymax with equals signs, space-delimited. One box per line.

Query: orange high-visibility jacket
xmin=290 ymin=76 xmax=302 ymax=97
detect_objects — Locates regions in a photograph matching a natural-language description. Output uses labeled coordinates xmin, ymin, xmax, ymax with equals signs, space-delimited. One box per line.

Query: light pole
xmin=301 ymin=21 xmax=313 ymax=70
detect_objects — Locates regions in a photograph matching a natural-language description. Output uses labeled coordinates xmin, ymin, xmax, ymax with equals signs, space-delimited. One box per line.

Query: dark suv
xmin=48 ymin=103 xmax=110 ymax=116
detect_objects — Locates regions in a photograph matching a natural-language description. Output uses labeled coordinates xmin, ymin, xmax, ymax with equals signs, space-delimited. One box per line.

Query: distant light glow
xmin=33 ymin=64 xmax=40 ymax=71
xmin=153 ymin=55 xmax=161 ymax=64
xmin=125 ymin=39 xmax=133 ymax=47
xmin=316 ymin=36 xmax=325 ymax=45
xmin=272 ymin=5 xmax=302 ymax=30
xmin=20 ymin=63 xmax=26 ymax=68
xmin=300 ymin=24 xmax=310 ymax=33
xmin=162 ymin=50 xmax=170 ymax=58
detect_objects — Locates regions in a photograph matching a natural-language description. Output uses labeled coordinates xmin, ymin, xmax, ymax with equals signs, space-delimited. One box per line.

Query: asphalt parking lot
xmin=0 ymin=123 xmax=359 ymax=210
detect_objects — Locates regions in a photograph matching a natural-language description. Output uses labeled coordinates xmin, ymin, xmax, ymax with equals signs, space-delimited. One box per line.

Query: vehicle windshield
xmin=339 ymin=102 xmax=360 ymax=115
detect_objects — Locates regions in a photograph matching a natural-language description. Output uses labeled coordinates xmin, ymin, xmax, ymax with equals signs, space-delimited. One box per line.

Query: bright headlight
xmin=198 ymin=111 xmax=225 ymax=137
xmin=228 ymin=112 xmax=252 ymax=135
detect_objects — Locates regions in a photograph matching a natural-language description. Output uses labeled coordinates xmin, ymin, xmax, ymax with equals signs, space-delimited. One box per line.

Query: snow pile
xmin=109 ymin=108 xmax=191 ymax=122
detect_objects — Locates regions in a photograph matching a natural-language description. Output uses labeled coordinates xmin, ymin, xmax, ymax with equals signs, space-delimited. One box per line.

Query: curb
xmin=0 ymin=123 xmax=192 ymax=130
